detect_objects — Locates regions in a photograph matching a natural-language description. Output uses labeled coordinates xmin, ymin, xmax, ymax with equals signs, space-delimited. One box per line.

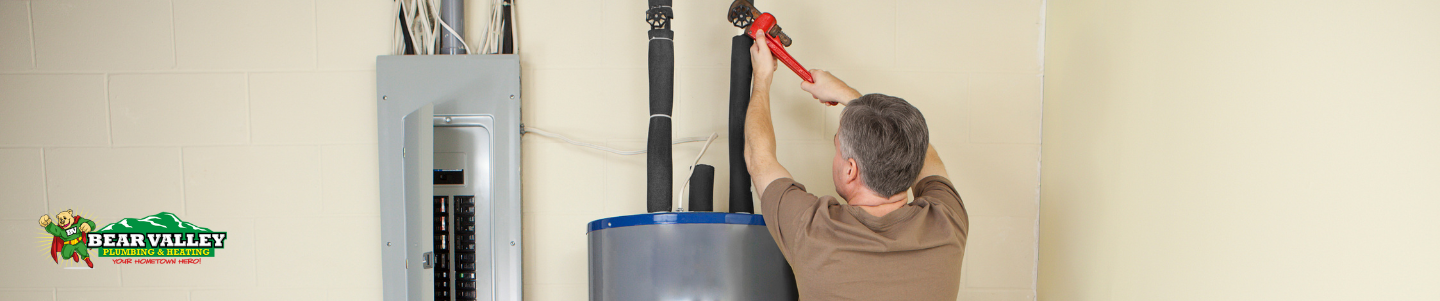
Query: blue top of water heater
xmin=587 ymin=212 xmax=766 ymax=233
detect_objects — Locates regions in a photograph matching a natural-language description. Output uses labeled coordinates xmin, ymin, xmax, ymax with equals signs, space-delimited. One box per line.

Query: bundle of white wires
xmin=393 ymin=0 xmax=441 ymax=55
xmin=476 ymin=0 xmax=509 ymax=54
xmin=393 ymin=0 xmax=514 ymax=55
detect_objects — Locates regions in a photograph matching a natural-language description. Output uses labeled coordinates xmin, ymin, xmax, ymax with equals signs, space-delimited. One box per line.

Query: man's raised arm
xmin=915 ymin=144 xmax=949 ymax=185
xmin=744 ymin=36 xmax=793 ymax=195
xmin=800 ymin=70 xmax=861 ymax=106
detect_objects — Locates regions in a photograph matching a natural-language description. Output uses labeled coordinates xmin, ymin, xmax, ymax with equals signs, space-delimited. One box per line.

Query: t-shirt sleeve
xmin=913 ymin=175 xmax=968 ymax=234
xmin=759 ymin=178 xmax=822 ymax=253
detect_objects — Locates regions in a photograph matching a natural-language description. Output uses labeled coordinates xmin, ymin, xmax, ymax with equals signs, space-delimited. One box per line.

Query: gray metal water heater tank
xmin=587 ymin=212 xmax=799 ymax=300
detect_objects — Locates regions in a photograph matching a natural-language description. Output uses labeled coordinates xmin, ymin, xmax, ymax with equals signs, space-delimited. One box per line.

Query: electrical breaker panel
xmin=377 ymin=55 xmax=521 ymax=301
xmin=434 ymin=194 xmax=479 ymax=300
xmin=433 ymin=115 xmax=494 ymax=301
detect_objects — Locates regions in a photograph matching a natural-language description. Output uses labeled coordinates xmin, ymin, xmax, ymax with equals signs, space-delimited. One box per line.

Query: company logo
xmin=39 ymin=211 xmax=228 ymax=268
xmin=89 ymin=212 xmax=227 ymax=262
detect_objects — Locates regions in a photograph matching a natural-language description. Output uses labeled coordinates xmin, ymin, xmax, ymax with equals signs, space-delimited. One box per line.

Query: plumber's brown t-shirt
xmin=760 ymin=175 xmax=969 ymax=301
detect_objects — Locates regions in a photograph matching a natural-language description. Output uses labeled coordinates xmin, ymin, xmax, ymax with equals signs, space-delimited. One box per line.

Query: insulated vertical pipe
xmin=688 ymin=164 xmax=716 ymax=212
xmin=645 ymin=7 xmax=675 ymax=213
xmin=440 ymin=0 xmax=466 ymax=54
xmin=728 ymin=34 xmax=755 ymax=213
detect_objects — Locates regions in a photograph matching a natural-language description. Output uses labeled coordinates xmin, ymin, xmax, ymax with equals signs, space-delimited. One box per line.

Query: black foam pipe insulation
xmin=501 ymin=0 xmax=514 ymax=54
xmin=646 ymin=117 xmax=672 ymax=213
xmin=688 ymin=164 xmax=716 ymax=212
xmin=646 ymin=25 xmax=675 ymax=213
xmin=728 ymin=34 xmax=755 ymax=213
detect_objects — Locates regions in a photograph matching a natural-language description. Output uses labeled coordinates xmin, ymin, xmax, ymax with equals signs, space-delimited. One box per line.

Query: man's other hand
xmin=800 ymin=70 xmax=862 ymax=106
xmin=751 ymin=36 xmax=778 ymax=84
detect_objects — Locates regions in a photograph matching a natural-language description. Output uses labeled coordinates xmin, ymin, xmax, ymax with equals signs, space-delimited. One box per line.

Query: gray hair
xmin=838 ymin=94 xmax=930 ymax=196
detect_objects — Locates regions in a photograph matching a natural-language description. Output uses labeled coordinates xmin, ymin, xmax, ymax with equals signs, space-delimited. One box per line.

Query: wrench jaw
xmin=767 ymin=25 xmax=793 ymax=47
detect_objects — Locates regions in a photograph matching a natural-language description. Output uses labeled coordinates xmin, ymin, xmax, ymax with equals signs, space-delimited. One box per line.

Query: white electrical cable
xmin=506 ymin=0 xmax=518 ymax=53
xmin=676 ymin=133 xmax=720 ymax=211
xmin=524 ymin=127 xmax=720 ymax=213
xmin=522 ymin=127 xmax=713 ymax=155
xmin=496 ymin=0 xmax=506 ymax=53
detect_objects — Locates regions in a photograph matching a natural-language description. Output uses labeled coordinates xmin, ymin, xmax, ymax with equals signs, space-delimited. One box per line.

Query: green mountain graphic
xmin=94 ymin=212 xmax=214 ymax=233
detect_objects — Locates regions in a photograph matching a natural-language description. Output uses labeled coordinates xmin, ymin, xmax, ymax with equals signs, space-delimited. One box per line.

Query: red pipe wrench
xmin=746 ymin=13 xmax=814 ymax=83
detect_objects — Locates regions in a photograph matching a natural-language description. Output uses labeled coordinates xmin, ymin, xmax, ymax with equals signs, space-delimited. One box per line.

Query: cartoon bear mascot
xmin=39 ymin=209 xmax=96 ymax=268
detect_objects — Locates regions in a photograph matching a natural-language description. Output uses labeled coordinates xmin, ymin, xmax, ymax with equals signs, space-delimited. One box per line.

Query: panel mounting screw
xmin=509 ymin=94 xmax=515 ymax=99
xmin=382 ymin=95 xmax=388 ymax=100
xmin=510 ymin=241 xmax=516 ymax=246
xmin=386 ymin=242 xmax=392 ymax=246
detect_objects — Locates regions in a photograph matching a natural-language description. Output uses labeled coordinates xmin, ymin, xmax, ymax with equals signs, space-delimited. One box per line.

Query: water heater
xmin=588 ymin=212 xmax=798 ymax=300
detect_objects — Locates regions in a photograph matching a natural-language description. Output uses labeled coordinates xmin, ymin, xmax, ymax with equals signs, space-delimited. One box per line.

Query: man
xmin=744 ymin=36 xmax=969 ymax=300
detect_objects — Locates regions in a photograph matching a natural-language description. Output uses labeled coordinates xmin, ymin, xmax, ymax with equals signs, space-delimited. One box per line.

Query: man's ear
xmin=844 ymin=158 xmax=860 ymax=183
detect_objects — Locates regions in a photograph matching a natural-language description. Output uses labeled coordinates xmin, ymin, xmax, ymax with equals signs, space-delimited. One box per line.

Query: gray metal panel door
xmin=378 ymin=55 xmax=521 ymax=301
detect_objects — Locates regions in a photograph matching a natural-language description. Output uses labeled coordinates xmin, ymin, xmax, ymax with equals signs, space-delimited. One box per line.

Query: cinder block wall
xmin=0 ymin=0 xmax=392 ymax=300
xmin=0 ymin=0 xmax=1044 ymax=300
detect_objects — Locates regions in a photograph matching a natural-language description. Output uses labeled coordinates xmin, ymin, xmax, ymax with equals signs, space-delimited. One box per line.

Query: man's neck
xmin=847 ymin=192 xmax=908 ymax=217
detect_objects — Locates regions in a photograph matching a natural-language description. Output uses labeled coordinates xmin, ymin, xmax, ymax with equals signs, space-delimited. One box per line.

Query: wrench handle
xmin=766 ymin=35 xmax=814 ymax=83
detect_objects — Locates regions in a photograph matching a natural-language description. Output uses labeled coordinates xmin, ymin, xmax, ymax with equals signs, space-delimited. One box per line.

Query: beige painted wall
xmin=1040 ymin=1 xmax=1440 ymax=300
xmin=0 ymin=0 xmax=1043 ymax=300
